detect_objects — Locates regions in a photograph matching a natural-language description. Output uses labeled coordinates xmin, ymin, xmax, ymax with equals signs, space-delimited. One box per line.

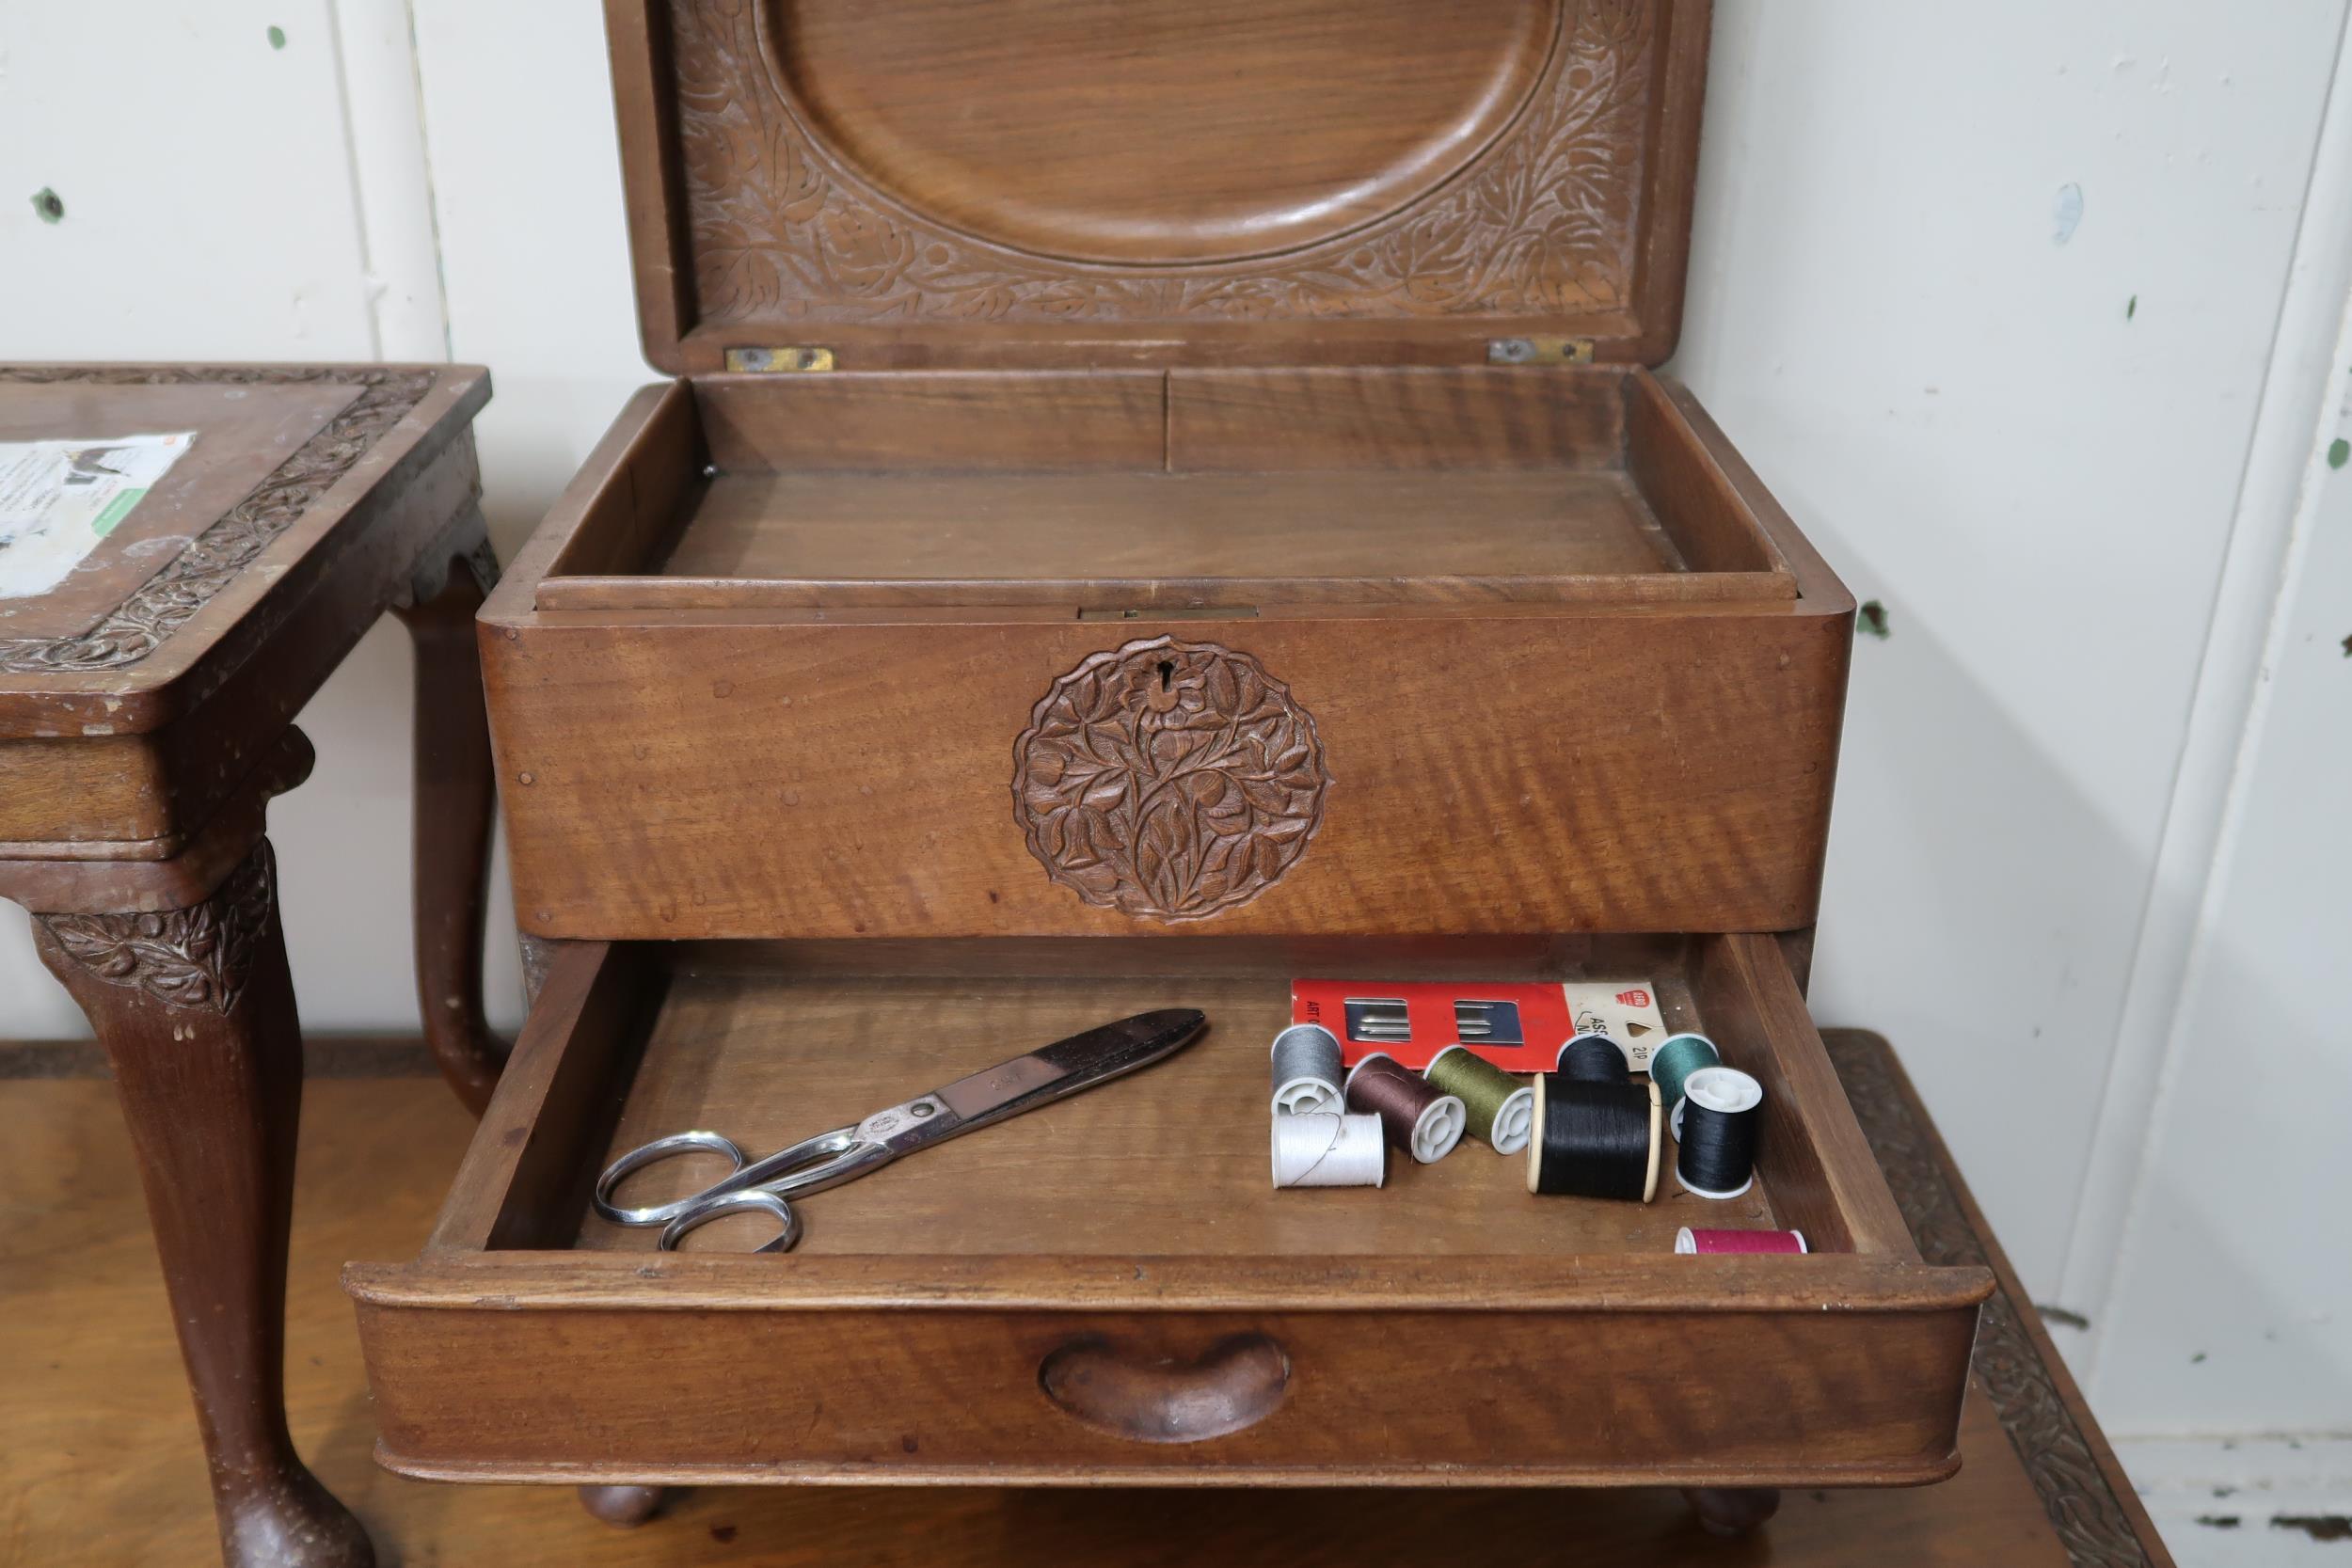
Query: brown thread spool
xmin=1344 ymin=1053 xmax=1467 ymax=1164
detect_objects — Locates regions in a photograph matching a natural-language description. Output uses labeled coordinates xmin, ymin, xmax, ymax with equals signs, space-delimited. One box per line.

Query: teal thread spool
xmin=1423 ymin=1045 xmax=1535 ymax=1155
xmin=1649 ymin=1033 xmax=1722 ymax=1123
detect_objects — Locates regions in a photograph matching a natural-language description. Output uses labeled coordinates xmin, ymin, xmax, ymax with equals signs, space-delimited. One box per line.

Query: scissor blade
xmin=928 ymin=1008 xmax=1207 ymax=1132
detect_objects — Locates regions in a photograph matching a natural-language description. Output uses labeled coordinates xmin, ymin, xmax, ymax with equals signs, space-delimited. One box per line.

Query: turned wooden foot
xmin=579 ymin=1485 xmax=672 ymax=1528
xmin=391 ymin=521 xmax=507 ymax=1117
xmin=31 ymin=841 xmax=374 ymax=1568
xmin=1683 ymin=1486 xmax=1781 ymax=1537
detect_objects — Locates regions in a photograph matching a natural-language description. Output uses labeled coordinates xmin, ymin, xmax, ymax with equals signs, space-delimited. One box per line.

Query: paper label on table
xmin=1561 ymin=982 xmax=1668 ymax=1069
xmin=0 ymin=432 xmax=195 ymax=600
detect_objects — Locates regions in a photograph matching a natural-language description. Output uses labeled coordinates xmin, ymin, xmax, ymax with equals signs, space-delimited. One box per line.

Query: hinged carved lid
xmin=608 ymin=0 xmax=1711 ymax=373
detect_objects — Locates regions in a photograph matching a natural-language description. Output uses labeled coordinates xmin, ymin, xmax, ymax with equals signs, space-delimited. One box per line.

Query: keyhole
xmin=1144 ymin=657 xmax=1181 ymax=712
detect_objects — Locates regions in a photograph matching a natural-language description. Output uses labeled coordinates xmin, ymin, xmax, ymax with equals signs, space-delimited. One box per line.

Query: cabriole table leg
xmin=27 ymin=840 xmax=373 ymax=1568
xmin=391 ymin=516 xmax=507 ymax=1117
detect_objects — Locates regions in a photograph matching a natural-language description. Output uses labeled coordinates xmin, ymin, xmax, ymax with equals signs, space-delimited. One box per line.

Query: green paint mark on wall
xmin=2126 ymin=294 xmax=2138 ymax=321
xmin=267 ymin=24 xmax=287 ymax=48
xmin=2329 ymin=437 xmax=2349 ymax=470
xmin=1857 ymin=600 xmax=1890 ymax=640
xmin=30 ymin=187 xmax=63 ymax=224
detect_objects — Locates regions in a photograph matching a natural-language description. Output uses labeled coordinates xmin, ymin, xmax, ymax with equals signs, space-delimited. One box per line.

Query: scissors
xmin=593 ymin=1007 xmax=1208 ymax=1252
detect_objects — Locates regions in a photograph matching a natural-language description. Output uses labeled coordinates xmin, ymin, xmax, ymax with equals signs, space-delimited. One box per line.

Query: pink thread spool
xmin=1675 ymin=1227 xmax=1807 ymax=1255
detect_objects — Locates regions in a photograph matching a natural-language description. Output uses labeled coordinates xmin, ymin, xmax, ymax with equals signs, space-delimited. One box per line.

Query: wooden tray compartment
xmin=528 ymin=366 xmax=1794 ymax=612
xmin=480 ymin=367 xmax=1851 ymax=945
xmin=346 ymin=934 xmax=1989 ymax=1487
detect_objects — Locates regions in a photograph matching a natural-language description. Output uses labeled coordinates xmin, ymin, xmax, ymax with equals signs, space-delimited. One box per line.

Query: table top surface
xmin=0 ymin=1025 xmax=2175 ymax=1566
xmin=0 ymin=363 xmax=485 ymax=703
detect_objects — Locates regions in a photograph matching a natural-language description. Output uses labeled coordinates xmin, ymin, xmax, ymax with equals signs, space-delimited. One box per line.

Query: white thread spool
xmin=1268 ymin=1022 xmax=1345 ymax=1115
xmin=1270 ymin=1113 xmax=1386 ymax=1188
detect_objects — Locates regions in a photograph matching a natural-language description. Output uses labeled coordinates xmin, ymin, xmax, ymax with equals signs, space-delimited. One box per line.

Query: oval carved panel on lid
xmin=763 ymin=0 xmax=1560 ymax=265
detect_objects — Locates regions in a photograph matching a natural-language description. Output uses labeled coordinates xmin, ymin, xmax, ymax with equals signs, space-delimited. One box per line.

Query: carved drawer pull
xmin=1039 ymin=1333 xmax=1291 ymax=1444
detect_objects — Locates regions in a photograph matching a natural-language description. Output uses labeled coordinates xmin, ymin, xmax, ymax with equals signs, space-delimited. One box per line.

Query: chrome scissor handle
xmin=594 ymin=1124 xmax=884 ymax=1230
xmin=660 ymin=1188 xmax=803 ymax=1254
xmin=594 ymin=1130 xmax=749 ymax=1227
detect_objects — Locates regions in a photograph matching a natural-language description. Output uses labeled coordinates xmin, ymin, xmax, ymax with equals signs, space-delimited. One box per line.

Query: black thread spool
xmin=1524 ymin=1074 xmax=1661 ymax=1202
xmin=1675 ymin=1066 xmax=1763 ymax=1199
xmin=1556 ymin=1032 xmax=1629 ymax=1083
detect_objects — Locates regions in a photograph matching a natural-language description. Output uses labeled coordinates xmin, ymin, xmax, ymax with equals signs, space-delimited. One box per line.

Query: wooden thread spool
xmin=1526 ymin=1074 xmax=1661 ymax=1202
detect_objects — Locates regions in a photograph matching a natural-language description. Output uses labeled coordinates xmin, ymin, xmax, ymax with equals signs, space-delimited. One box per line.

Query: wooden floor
xmin=4 ymin=1052 xmax=2077 ymax=1567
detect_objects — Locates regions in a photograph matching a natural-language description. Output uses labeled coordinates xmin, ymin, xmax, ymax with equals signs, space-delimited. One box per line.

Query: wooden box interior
xmin=532 ymin=367 xmax=1794 ymax=611
xmin=449 ymin=933 xmax=1907 ymax=1266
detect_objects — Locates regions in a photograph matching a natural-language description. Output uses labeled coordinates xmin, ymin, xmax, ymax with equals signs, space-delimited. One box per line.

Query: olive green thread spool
xmin=1649 ymin=1032 xmax=1722 ymax=1122
xmin=1423 ymin=1045 xmax=1534 ymax=1155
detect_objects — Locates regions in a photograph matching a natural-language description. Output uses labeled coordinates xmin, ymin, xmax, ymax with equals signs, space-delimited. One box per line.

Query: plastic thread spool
xmin=1423 ymin=1045 xmax=1534 ymax=1155
xmin=1271 ymin=1113 xmax=1386 ymax=1188
xmin=1268 ymin=1022 xmax=1345 ymax=1115
xmin=1676 ymin=1227 xmax=1806 ymax=1255
xmin=1648 ymin=1032 xmax=1721 ymax=1121
xmin=1345 ymin=1053 xmax=1467 ymax=1164
xmin=1674 ymin=1065 xmax=1763 ymax=1199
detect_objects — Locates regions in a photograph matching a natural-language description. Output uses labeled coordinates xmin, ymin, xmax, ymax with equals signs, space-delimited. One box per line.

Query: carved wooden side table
xmin=0 ymin=364 xmax=499 ymax=1568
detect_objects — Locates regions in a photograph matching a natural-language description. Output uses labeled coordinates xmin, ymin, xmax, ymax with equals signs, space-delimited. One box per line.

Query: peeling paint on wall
xmin=2054 ymin=182 xmax=2086 ymax=245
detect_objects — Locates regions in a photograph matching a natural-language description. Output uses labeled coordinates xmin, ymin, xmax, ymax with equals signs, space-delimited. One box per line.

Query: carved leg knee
xmin=32 ymin=842 xmax=374 ymax=1568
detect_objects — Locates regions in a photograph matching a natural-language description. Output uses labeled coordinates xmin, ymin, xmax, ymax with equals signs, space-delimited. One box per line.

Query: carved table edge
xmin=0 ymin=729 xmax=314 ymax=915
xmin=1825 ymin=1029 xmax=2174 ymax=1568
xmin=0 ymin=365 xmax=444 ymax=677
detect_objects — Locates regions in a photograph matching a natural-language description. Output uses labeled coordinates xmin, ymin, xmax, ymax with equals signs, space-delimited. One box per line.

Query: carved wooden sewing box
xmin=345 ymin=0 xmax=1993 ymax=1530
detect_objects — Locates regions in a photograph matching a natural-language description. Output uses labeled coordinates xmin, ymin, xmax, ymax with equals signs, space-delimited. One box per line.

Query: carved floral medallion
xmin=1011 ymin=638 xmax=1329 ymax=922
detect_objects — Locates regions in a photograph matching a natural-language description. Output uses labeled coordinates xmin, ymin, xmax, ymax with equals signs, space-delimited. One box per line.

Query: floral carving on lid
xmin=675 ymin=0 xmax=1659 ymax=327
xmin=1012 ymin=638 xmax=1330 ymax=922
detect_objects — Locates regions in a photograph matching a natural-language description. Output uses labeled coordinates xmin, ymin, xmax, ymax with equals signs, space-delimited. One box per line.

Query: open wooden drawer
xmin=345 ymin=934 xmax=1990 ymax=1488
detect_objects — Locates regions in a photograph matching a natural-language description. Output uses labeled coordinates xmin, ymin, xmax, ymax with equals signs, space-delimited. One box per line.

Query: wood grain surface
xmin=0 ymin=366 xmax=488 ymax=857
xmin=485 ymin=362 xmax=1843 ymax=941
xmin=0 ymin=1032 xmax=2160 ymax=1565
xmin=606 ymin=0 xmax=1712 ymax=370
xmin=580 ymin=966 xmax=1770 ymax=1258
xmin=343 ymin=939 xmax=1985 ymax=1488
xmin=0 ymin=380 xmax=357 ymax=640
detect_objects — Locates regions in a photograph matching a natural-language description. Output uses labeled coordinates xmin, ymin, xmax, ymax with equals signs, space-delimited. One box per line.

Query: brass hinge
xmin=1486 ymin=336 xmax=1596 ymax=367
xmin=724 ymin=345 xmax=834 ymax=373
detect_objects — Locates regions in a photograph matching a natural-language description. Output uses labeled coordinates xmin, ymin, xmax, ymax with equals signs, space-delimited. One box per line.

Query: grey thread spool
xmin=1269 ymin=1022 xmax=1345 ymax=1115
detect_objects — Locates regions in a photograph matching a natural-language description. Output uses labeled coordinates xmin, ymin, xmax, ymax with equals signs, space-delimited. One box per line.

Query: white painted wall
xmin=3 ymin=0 xmax=2346 ymax=1509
